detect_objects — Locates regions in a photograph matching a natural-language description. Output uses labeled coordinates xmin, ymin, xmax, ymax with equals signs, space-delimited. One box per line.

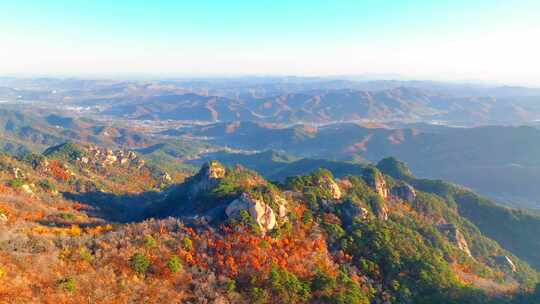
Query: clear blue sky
xmin=1 ymin=0 xmax=539 ymax=84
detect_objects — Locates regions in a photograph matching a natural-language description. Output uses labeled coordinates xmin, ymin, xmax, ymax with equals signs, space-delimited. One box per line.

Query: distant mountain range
xmin=176 ymin=121 xmax=540 ymax=209
xmin=96 ymin=87 xmax=540 ymax=125
xmin=2 ymin=77 xmax=540 ymax=126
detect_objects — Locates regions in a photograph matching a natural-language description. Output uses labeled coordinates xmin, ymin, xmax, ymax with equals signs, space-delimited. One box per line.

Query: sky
xmin=1 ymin=0 xmax=539 ymax=85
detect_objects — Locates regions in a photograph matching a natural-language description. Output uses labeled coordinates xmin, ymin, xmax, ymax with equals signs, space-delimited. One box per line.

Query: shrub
xmin=59 ymin=213 xmax=76 ymax=221
xmin=249 ymin=287 xmax=268 ymax=304
xmin=238 ymin=209 xmax=262 ymax=234
xmin=130 ymin=252 xmax=150 ymax=275
xmin=268 ymin=267 xmax=311 ymax=303
xmin=302 ymin=209 xmax=313 ymax=224
xmin=57 ymin=277 xmax=76 ymax=293
xmin=8 ymin=178 xmax=24 ymax=188
xmin=224 ymin=278 xmax=236 ymax=293
xmin=311 ymin=270 xmax=337 ymax=295
xmin=79 ymin=248 xmax=93 ymax=263
xmin=38 ymin=179 xmax=56 ymax=192
xmin=144 ymin=235 xmax=157 ymax=249
xmin=181 ymin=235 xmax=193 ymax=251
xmin=166 ymin=255 xmax=182 ymax=273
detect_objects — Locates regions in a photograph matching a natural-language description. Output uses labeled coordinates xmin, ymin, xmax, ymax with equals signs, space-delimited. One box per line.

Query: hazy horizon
xmin=1 ymin=1 xmax=540 ymax=86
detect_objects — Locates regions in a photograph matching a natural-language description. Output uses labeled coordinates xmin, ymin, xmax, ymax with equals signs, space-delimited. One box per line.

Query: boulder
xmin=12 ymin=167 xmax=24 ymax=179
xmin=437 ymin=224 xmax=472 ymax=257
xmin=391 ymin=183 xmax=416 ymax=202
xmin=21 ymin=184 xmax=34 ymax=195
xmin=226 ymin=193 xmax=276 ymax=233
xmin=278 ymin=204 xmax=287 ymax=218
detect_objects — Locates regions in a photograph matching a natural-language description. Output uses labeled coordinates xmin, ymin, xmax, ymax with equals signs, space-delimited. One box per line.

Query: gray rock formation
xmin=391 ymin=183 xmax=416 ymax=202
xmin=437 ymin=223 xmax=472 ymax=257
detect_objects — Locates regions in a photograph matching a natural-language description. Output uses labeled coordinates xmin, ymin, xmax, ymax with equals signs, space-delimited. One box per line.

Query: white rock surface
xmin=226 ymin=193 xmax=277 ymax=232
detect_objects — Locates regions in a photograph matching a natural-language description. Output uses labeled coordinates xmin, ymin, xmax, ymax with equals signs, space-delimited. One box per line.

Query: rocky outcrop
xmin=0 ymin=213 xmax=8 ymax=223
xmin=494 ymin=255 xmax=517 ymax=272
xmin=188 ymin=161 xmax=226 ymax=197
xmin=272 ymin=194 xmax=289 ymax=218
xmin=201 ymin=161 xmax=226 ymax=180
xmin=316 ymin=175 xmax=342 ymax=200
xmin=226 ymin=193 xmax=276 ymax=232
xmin=327 ymin=179 xmax=342 ymax=200
xmin=159 ymin=172 xmax=172 ymax=184
xmin=11 ymin=167 xmax=25 ymax=179
xmin=437 ymin=224 xmax=472 ymax=257
xmin=85 ymin=146 xmax=142 ymax=167
xmin=391 ymin=183 xmax=416 ymax=202
xmin=363 ymin=168 xmax=389 ymax=199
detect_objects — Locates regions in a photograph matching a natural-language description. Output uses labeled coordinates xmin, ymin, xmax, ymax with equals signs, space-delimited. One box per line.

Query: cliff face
xmin=437 ymin=223 xmax=472 ymax=257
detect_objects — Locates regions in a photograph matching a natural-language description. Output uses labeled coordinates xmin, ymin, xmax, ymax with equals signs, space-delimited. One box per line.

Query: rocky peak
xmin=313 ymin=170 xmax=342 ymax=200
xmin=187 ymin=161 xmax=227 ymax=198
xmin=376 ymin=157 xmax=413 ymax=180
xmin=363 ymin=167 xmax=389 ymax=199
xmin=324 ymin=178 xmax=343 ymax=200
xmin=200 ymin=160 xmax=226 ymax=180
xmin=437 ymin=223 xmax=472 ymax=257
xmin=225 ymin=193 xmax=277 ymax=233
